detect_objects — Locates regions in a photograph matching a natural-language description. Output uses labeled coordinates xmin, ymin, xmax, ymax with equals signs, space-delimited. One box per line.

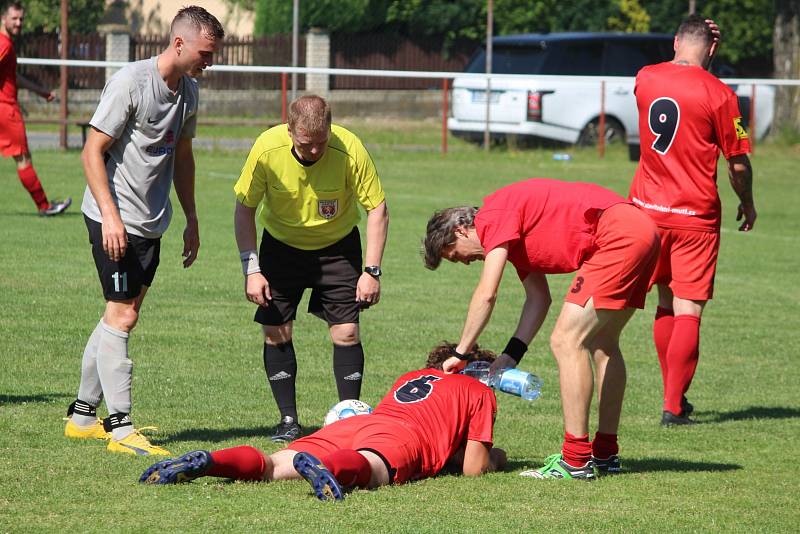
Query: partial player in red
xmin=0 ymin=1 xmax=70 ymax=216
xmin=423 ymin=178 xmax=660 ymax=479
xmin=629 ymin=15 xmax=755 ymax=426
xmin=139 ymin=344 xmax=507 ymax=500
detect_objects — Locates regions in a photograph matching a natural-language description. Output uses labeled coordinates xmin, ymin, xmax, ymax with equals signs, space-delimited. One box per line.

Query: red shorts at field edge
xmin=565 ymin=203 xmax=660 ymax=310
xmin=0 ymin=102 xmax=29 ymax=158
xmin=288 ymin=414 xmax=424 ymax=484
xmin=650 ymin=226 xmax=720 ymax=301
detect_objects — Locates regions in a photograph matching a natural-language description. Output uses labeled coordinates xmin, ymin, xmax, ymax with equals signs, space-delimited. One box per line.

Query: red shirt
xmin=0 ymin=32 xmax=18 ymax=104
xmin=373 ymin=368 xmax=496 ymax=479
xmin=630 ymin=62 xmax=750 ymax=231
xmin=475 ymin=179 xmax=627 ymax=279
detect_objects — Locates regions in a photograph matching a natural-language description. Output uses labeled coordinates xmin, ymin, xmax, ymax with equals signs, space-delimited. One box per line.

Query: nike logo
xmin=118 ymin=442 xmax=150 ymax=455
xmin=147 ymin=117 xmax=158 ymax=124
xmin=269 ymin=371 xmax=292 ymax=381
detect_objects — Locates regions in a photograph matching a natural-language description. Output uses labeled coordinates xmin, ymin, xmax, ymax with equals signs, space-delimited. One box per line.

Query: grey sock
xmin=73 ymin=320 xmax=104 ymax=427
xmin=96 ymin=321 xmax=133 ymax=440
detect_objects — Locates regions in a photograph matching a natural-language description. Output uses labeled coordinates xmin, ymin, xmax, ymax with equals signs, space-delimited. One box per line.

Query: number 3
xmin=648 ymin=97 xmax=680 ymax=155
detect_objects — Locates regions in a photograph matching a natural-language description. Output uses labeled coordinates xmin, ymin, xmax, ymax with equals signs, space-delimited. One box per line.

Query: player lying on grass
xmin=140 ymin=343 xmax=507 ymax=500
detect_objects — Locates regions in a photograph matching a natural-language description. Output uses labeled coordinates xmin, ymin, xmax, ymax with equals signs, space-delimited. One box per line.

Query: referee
xmin=234 ymin=95 xmax=389 ymax=442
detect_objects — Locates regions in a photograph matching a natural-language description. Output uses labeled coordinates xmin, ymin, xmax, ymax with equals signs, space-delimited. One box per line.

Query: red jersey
xmin=475 ymin=179 xmax=627 ymax=278
xmin=0 ymin=32 xmax=17 ymax=104
xmin=629 ymin=62 xmax=750 ymax=231
xmin=372 ymin=368 xmax=496 ymax=479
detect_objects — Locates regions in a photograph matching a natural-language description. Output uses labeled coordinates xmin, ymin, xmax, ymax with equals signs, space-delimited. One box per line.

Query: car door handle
xmin=612 ymin=87 xmax=629 ymax=95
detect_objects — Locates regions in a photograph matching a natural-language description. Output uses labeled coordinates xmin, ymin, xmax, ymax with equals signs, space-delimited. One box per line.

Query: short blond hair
xmin=288 ymin=95 xmax=332 ymax=135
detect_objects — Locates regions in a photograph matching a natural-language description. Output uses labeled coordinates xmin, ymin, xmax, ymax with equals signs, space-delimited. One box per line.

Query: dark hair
xmin=171 ymin=5 xmax=225 ymax=41
xmin=676 ymin=14 xmax=713 ymax=46
xmin=422 ymin=206 xmax=478 ymax=270
xmin=425 ymin=342 xmax=497 ymax=370
xmin=1 ymin=2 xmax=24 ymax=16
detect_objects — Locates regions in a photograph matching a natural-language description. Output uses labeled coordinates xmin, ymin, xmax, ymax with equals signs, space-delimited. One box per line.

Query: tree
xmin=14 ymin=0 xmax=105 ymax=34
xmin=773 ymin=0 xmax=800 ymax=132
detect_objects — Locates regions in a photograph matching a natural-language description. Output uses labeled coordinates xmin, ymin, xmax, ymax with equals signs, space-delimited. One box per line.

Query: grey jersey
xmin=81 ymin=56 xmax=198 ymax=238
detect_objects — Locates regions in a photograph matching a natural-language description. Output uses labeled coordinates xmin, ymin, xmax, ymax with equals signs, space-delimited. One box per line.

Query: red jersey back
xmin=373 ymin=368 xmax=496 ymax=479
xmin=0 ymin=32 xmax=17 ymax=104
xmin=475 ymin=178 xmax=627 ymax=278
xmin=630 ymin=62 xmax=750 ymax=231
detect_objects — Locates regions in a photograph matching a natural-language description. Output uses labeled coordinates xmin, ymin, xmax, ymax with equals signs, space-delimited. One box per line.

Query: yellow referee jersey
xmin=234 ymin=124 xmax=385 ymax=250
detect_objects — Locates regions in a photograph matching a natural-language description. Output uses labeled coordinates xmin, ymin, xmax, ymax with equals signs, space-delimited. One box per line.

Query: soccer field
xmin=1 ymin=139 xmax=798 ymax=532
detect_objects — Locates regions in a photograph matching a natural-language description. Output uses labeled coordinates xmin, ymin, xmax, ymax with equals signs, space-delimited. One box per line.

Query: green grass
xmin=1 ymin=136 xmax=799 ymax=532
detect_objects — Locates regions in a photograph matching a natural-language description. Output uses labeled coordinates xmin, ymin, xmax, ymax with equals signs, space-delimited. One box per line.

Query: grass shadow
xmin=0 ymin=392 xmax=70 ymax=405
xmin=623 ymin=457 xmax=742 ymax=473
xmin=702 ymin=406 xmax=800 ymax=423
xmin=166 ymin=425 xmax=324 ymax=444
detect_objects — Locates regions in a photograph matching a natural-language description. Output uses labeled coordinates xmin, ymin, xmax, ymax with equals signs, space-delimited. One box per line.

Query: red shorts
xmin=0 ymin=101 xmax=29 ymax=158
xmin=650 ymin=226 xmax=720 ymax=300
xmin=289 ymin=414 xmax=424 ymax=484
xmin=566 ymin=203 xmax=660 ymax=310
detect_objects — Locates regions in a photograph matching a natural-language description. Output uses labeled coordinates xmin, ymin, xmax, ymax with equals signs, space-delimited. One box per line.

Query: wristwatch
xmin=364 ymin=265 xmax=382 ymax=278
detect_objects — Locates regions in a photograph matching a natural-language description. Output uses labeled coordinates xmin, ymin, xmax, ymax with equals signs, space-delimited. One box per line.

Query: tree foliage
xmin=11 ymin=0 xmax=105 ymax=34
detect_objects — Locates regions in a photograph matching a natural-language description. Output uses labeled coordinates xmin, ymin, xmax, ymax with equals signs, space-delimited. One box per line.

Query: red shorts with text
xmin=566 ymin=203 xmax=660 ymax=310
xmin=649 ymin=226 xmax=720 ymax=301
xmin=0 ymin=102 xmax=29 ymax=158
xmin=288 ymin=414 xmax=423 ymax=484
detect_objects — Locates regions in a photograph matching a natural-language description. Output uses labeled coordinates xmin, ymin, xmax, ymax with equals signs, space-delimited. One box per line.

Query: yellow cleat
xmin=107 ymin=430 xmax=171 ymax=456
xmin=64 ymin=418 xmax=112 ymax=440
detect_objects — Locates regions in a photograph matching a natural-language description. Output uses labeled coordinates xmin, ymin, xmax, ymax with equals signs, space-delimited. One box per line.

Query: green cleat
xmin=519 ymin=453 xmax=595 ymax=480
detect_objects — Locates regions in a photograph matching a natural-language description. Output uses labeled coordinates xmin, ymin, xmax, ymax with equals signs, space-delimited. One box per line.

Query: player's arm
xmin=234 ymin=201 xmax=271 ymax=306
xmin=727 ymin=154 xmax=756 ymax=232
xmin=493 ymin=272 xmax=551 ymax=370
xmin=462 ymin=439 xmax=498 ymax=476
xmin=356 ymin=200 xmax=388 ymax=306
xmin=173 ymin=136 xmax=200 ymax=268
xmin=16 ymin=73 xmax=55 ymax=101
xmin=443 ymin=245 xmax=508 ymax=373
xmin=82 ymin=127 xmax=126 ymax=261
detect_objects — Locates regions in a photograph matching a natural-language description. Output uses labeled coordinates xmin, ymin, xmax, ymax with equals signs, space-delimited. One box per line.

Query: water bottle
xmin=552 ymin=153 xmax=572 ymax=161
xmin=463 ymin=362 xmax=543 ymax=401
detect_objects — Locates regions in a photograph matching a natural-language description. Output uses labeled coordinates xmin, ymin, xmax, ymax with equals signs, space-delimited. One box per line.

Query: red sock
xmin=207 ymin=445 xmax=267 ymax=481
xmin=320 ymin=449 xmax=371 ymax=488
xmin=653 ymin=307 xmax=675 ymax=400
xmin=17 ymin=165 xmax=49 ymax=210
xmin=591 ymin=432 xmax=619 ymax=459
xmin=561 ymin=432 xmax=592 ymax=468
xmin=664 ymin=315 xmax=701 ymax=415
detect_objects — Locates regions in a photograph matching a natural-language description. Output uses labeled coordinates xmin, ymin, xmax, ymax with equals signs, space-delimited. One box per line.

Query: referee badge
xmin=318 ymin=199 xmax=338 ymax=219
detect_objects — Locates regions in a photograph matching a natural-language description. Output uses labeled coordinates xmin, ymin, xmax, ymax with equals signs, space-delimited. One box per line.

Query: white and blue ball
xmin=323 ymin=399 xmax=373 ymax=426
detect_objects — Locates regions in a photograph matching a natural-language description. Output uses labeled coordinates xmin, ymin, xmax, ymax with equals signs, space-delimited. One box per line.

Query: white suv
xmin=448 ymin=32 xmax=773 ymax=149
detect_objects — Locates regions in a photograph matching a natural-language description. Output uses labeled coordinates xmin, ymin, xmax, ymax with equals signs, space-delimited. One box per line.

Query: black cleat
xmin=592 ymin=454 xmax=621 ymax=475
xmin=661 ymin=410 xmax=696 ymax=426
xmin=681 ymin=396 xmax=694 ymax=416
xmin=271 ymin=416 xmax=302 ymax=443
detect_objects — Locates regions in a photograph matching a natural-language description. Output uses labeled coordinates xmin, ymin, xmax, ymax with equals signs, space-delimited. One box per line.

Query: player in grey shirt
xmin=64 ymin=6 xmax=224 ymax=456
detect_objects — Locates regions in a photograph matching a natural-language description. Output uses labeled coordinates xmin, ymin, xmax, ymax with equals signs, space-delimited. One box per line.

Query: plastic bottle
xmin=552 ymin=153 xmax=572 ymax=161
xmin=462 ymin=361 xmax=543 ymax=401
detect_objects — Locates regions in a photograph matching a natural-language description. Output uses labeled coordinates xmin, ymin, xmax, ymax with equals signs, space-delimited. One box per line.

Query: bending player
xmin=140 ymin=343 xmax=507 ymax=500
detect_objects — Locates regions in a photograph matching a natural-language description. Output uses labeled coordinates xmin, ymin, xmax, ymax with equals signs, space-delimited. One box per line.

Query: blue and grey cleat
xmin=292 ymin=452 xmax=344 ymax=501
xmin=139 ymin=450 xmax=212 ymax=484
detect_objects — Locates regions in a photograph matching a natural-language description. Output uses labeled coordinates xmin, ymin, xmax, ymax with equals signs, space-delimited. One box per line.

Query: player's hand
xmin=490 ymin=353 xmax=518 ymax=373
xmin=736 ymin=203 xmax=757 ymax=232
xmin=705 ymin=19 xmax=722 ymax=43
xmin=355 ymin=272 xmax=380 ymax=308
xmin=442 ymin=356 xmax=466 ymax=374
xmin=182 ymin=216 xmax=200 ymax=268
xmin=245 ymin=272 xmax=272 ymax=307
xmin=43 ymin=90 xmax=56 ymax=102
xmin=102 ymin=214 xmax=128 ymax=262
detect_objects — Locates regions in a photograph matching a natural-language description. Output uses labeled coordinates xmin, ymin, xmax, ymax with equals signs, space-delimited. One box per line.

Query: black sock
xmin=333 ymin=343 xmax=364 ymax=401
xmin=263 ymin=341 xmax=298 ymax=421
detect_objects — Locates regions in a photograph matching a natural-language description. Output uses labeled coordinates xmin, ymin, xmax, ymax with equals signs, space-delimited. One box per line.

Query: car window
xmin=604 ymin=39 xmax=673 ymax=76
xmin=465 ymin=45 xmax=549 ymax=74
xmin=548 ymin=42 xmax=604 ymax=75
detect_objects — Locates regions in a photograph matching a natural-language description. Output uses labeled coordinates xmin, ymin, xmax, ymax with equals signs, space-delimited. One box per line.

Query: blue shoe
xmin=592 ymin=454 xmax=621 ymax=475
xmin=139 ymin=450 xmax=211 ymax=484
xmin=292 ymin=452 xmax=344 ymax=501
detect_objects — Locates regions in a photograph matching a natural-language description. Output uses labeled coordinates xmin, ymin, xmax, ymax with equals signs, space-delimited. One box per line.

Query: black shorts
xmin=254 ymin=227 xmax=362 ymax=326
xmin=85 ymin=215 xmax=160 ymax=301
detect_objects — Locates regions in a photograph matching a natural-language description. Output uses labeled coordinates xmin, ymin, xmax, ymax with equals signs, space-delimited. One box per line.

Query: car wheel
xmin=577 ymin=117 xmax=625 ymax=146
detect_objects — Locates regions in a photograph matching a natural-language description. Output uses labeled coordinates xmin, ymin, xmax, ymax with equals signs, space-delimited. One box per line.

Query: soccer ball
xmin=323 ymin=399 xmax=373 ymax=426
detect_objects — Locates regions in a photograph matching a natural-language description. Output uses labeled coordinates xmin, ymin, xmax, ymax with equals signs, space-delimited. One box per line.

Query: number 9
xmin=648 ymin=97 xmax=680 ymax=155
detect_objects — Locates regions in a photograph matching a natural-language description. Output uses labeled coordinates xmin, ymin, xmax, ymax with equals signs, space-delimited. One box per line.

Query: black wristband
xmin=502 ymin=336 xmax=528 ymax=364
xmin=449 ymin=346 xmax=470 ymax=361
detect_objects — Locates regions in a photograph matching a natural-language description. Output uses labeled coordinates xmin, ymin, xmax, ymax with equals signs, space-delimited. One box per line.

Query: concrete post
xmin=97 ymin=1 xmax=131 ymax=81
xmin=305 ymin=27 xmax=330 ymax=95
